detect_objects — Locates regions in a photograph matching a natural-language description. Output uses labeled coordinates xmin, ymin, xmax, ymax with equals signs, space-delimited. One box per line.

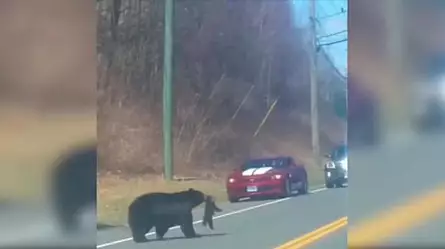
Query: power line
xmin=318 ymin=30 xmax=347 ymax=40
xmin=316 ymin=31 xmax=347 ymax=79
xmin=311 ymin=1 xmax=348 ymax=79
xmin=320 ymin=48 xmax=347 ymax=80
xmin=317 ymin=8 xmax=347 ymax=21
xmin=318 ymin=38 xmax=347 ymax=48
xmin=315 ymin=39 xmax=347 ymax=75
xmin=313 ymin=1 xmax=347 ymax=75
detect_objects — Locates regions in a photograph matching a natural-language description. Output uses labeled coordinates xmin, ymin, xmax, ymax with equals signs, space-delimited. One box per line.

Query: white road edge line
xmin=96 ymin=186 xmax=327 ymax=248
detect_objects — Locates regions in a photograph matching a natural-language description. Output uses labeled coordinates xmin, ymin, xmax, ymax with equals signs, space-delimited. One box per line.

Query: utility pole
xmin=382 ymin=0 xmax=411 ymax=143
xmin=163 ymin=0 xmax=174 ymax=181
xmin=309 ymin=0 xmax=320 ymax=167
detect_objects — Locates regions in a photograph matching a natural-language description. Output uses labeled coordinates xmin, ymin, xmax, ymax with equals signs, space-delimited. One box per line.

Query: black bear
xmin=128 ymin=188 xmax=222 ymax=243
xmin=50 ymin=143 xmax=97 ymax=233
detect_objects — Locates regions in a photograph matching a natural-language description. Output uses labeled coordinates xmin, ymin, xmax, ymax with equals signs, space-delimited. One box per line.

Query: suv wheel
xmin=326 ymin=182 xmax=335 ymax=188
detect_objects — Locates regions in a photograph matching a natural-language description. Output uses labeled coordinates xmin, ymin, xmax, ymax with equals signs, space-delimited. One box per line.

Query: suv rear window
xmin=331 ymin=145 xmax=347 ymax=160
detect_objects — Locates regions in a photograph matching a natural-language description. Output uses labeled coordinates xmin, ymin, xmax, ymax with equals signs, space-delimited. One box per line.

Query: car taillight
xmin=228 ymin=178 xmax=235 ymax=183
xmin=271 ymin=174 xmax=283 ymax=180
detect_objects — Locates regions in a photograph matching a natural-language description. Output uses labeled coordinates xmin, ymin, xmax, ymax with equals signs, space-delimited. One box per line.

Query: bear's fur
xmin=51 ymin=144 xmax=97 ymax=233
xmin=128 ymin=188 xmax=222 ymax=243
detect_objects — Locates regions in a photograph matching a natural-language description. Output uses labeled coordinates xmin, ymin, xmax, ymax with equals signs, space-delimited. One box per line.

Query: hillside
xmin=96 ymin=0 xmax=346 ymax=178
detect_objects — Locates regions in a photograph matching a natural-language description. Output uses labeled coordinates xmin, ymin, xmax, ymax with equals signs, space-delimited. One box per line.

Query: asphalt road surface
xmin=348 ymin=132 xmax=445 ymax=248
xmin=1 ymin=133 xmax=442 ymax=248
xmin=97 ymin=132 xmax=445 ymax=249
xmin=97 ymin=186 xmax=347 ymax=249
xmin=0 ymin=201 xmax=95 ymax=247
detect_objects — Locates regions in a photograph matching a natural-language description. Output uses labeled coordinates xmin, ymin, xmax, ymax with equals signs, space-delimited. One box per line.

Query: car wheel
xmin=282 ymin=179 xmax=291 ymax=198
xmin=228 ymin=196 xmax=238 ymax=203
xmin=299 ymin=179 xmax=308 ymax=194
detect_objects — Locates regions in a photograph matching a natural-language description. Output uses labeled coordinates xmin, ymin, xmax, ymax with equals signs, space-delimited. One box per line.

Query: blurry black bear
xmin=50 ymin=143 xmax=97 ymax=233
xmin=128 ymin=188 xmax=222 ymax=243
xmin=348 ymin=77 xmax=380 ymax=147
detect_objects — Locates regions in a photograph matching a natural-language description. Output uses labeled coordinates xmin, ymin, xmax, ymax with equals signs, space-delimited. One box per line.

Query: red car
xmin=226 ymin=156 xmax=309 ymax=203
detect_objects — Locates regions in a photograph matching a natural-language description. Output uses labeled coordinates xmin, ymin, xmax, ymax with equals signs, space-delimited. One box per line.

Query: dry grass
xmin=97 ymin=163 xmax=325 ymax=226
xmin=0 ymin=105 xmax=96 ymax=200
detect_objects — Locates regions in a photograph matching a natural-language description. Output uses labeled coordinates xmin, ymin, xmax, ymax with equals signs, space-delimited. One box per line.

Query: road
xmin=97 ymin=186 xmax=347 ymax=249
xmin=97 ymin=132 xmax=445 ymax=249
xmin=0 ymin=200 xmax=95 ymax=247
xmin=348 ymin=132 xmax=445 ymax=248
xmin=1 ymin=134 xmax=442 ymax=248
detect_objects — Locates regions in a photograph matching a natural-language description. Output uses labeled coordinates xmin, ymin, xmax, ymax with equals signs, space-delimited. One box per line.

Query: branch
xmin=253 ymin=97 xmax=279 ymax=138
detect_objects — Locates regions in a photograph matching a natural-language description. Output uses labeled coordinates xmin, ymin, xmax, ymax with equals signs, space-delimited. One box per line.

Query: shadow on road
xmin=235 ymin=192 xmax=315 ymax=204
xmin=97 ymin=223 xmax=118 ymax=230
xmin=145 ymin=233 xmax=227 ymax=243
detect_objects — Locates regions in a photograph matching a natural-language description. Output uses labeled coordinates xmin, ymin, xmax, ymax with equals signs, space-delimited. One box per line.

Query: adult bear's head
xmin=186 ymin=188 xmax=206 ymax=208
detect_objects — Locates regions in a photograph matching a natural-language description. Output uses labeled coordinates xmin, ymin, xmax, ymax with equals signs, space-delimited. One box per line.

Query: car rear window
xmin=242 ymin=158 xmax=288 ymax=171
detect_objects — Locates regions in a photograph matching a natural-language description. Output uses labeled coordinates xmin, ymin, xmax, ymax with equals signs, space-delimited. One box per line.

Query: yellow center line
xmin=274 ymin=217 xmax=347 ymax=249
xmin=349 ymin=185 xmax=445 ymax=247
